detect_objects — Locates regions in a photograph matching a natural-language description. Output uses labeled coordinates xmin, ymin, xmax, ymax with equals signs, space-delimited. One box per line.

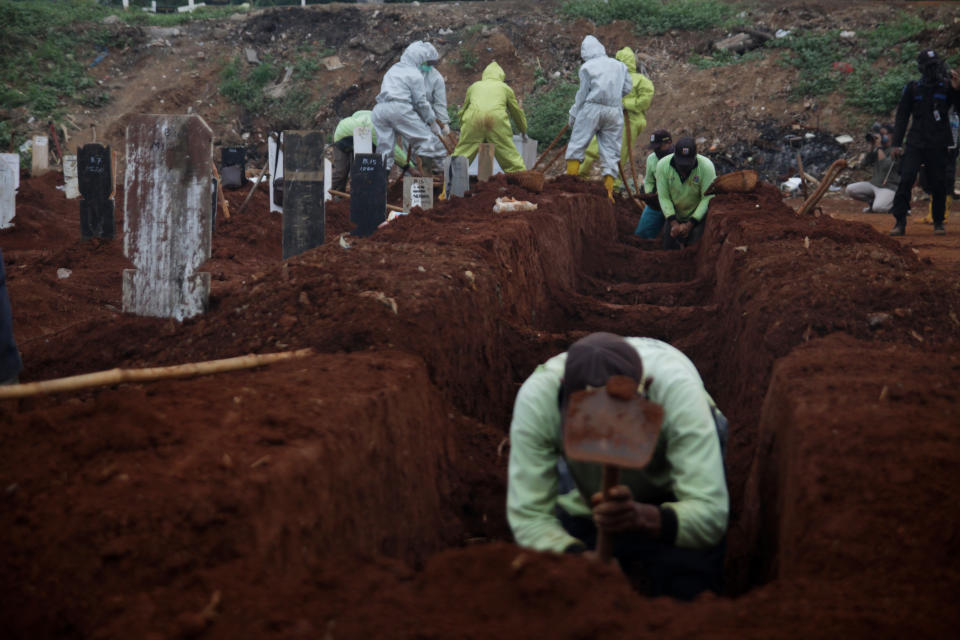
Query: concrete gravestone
xmin=281 ymin=130 xmax=326 ymax=259
xmin=62 ymin=155 xmax=80 ymax=199
xmin=122 ymin=114 xmax=213 ymax=320
xmin=354 ymin=126 xmax=373 ymax=155
xmin=0 ymin=153 xmax=18 ymax=229
xmin=268 ymin=133 xmax=283 ymax=214
xmin=403 ymin=176 xmax=433 ymax=212
xmin=78 ymin=144 xmax=114 ymax=239
xmin=31 ymin=136 xmax=49 ymax=175
xmin=349 ymin=153 xmax=386 ymax=237
xmin=444 ymin=156 xmax=469 ymax=199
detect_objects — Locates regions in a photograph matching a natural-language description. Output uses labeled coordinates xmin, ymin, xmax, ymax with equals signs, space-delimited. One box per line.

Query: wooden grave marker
xmin=122 ymin=114 xmax=213 ymax=320
xmin=477 ymin=143 xmax=495 ymax=182
xmin=78 ymin=144 xmax=114 ymax=239
xmin=354 ymin=126 xmax=373 ymax=155
xmin=282 ymin=130 xmax=326 ymax=259
xmin=349 ymin=153 xmax=386 ymax=237
xmin=403 ymin=176 xmax=433 ymax=211
xmin=444 ymin=155 xmax=469 ymax=198
xmin=32 ymin=136 xmax=49 ymax=176
xmin=63 ymin=154 xmax=80 ymax=199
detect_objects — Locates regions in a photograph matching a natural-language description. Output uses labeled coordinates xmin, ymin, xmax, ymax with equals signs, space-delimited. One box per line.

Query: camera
xmin=864 ymin=122 xmax=883 ymax=143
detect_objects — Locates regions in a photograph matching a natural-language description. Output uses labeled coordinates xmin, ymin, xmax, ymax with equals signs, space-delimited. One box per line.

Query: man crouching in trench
xmin=507 ymin=332 xmax=729 ymax=599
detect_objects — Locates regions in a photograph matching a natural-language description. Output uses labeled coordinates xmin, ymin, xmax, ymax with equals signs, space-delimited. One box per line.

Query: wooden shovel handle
xmin=596 ymin=465 xmax=620 ymax=563
xmin=533 ymin=123 xmax=570 ymax=171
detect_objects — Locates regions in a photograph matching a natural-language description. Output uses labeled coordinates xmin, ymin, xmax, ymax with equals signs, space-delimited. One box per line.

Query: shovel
xmin=563 ymin=375 xmax=664 ymax=563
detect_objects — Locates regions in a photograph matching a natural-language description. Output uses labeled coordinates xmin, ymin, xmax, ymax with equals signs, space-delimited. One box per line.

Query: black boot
xmin=889 ymin=221 xmax=906 ymax=236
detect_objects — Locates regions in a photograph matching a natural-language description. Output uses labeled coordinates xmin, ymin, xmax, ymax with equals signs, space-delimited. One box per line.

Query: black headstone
xmin=281 ymin=130 xmax=326 ymax=260
xmin=349 ymin=153 xmax=387 ymax=237
xmin=78 ymin=143 xmax=114 ymax=239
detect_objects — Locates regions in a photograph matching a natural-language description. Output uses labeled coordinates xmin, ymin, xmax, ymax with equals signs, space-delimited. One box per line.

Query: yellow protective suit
xmin=452 ymin=61 xmax=528 ymax=173
xmin=579 ymin=47 xmax=654 ymax=178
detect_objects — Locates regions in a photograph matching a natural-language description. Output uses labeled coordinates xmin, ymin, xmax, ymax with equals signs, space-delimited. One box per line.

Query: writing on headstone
xmin=282 ymin=130 xmax=326 ymax=259
xmin=122 ymin=114 xmax=213 ymax=320
xmin=403 ymin=176 xmax=433 ymax=212
xmin=78 ymin=143 xmax=114 ymax=239
xmin=349 ymin=153 xmax=387 ymax=237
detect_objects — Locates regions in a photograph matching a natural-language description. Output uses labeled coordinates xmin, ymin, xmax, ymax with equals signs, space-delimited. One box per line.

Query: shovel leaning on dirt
xmin=563 ymin=375 xmax=664 ymax=563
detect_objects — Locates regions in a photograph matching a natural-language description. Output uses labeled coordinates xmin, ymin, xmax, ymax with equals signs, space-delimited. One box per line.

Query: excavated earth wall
xmin=1 ymin=173 xmax=959 ymax=638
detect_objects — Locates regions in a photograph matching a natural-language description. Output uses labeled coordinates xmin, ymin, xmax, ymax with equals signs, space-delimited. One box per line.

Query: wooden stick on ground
xmin=211 ymin=162 xmax=231 ymax=220
xmin=235 ymin=160 xmax=269 ymax=217
xmin=0 ymin=349 xmax=315 ymax=399
xmin=797 ymin=159 xmax=847 ymax=216
xmin=532 ymin=123 xmax=569 ymax=171
xmin=328 ymin=189 xmax=404 ymax=212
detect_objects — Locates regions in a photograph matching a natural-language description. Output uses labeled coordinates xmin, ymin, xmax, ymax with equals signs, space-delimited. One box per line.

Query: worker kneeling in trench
xmin=507 ymin=332 xmax=728 ymax=599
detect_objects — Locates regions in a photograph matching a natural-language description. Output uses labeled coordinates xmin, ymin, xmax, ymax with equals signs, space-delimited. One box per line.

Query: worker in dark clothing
xmin=0 ymin=249 xmax=22 ymax=385
xmin=888 ymin=50 xmax=960 ymax=236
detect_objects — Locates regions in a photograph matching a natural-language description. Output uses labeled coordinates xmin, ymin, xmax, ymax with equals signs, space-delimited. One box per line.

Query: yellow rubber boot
xmin=924 ymin=195 xmax=953 ymax=223
xmin=604 ymin=175 xmax=615 ymax=203
xmin=566 ymin=160 xmax=580 ymax=176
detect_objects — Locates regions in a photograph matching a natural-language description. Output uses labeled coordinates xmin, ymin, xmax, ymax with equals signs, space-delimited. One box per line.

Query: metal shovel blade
xmin=563 ymin=375 xmax=664 ymax=469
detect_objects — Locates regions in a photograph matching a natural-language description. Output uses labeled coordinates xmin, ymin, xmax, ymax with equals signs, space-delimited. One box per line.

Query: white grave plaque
xmin=354 ymin=126 xmax=373 ymax=155
xmin=63 ymin=155 xmax=80 ymax=199
xmin=269 ymin=133 xmax=283 ymax=213
xmin=0 ymin=162 xmax=15 ymax=229
xmin=403 ymin=176 xmax=433 ymax=212
xmin=122 ymin=114 xmax=213 ymax=320
xmin=324 ymin=157 xmax=332 ymax=202
xmin=0 ymin=153 xmax=20 ymax=192
xmin=32 ymin=136 xmax=49 ymax=175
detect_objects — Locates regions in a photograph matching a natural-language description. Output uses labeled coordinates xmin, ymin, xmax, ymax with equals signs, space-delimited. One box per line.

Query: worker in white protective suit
xmin=371 ymin=41 xmax=448 ymax=173
xmin=422 ymin=43 xmax=451 ymax=137
xmin=565 ymin=35 xmax=633 ymax=202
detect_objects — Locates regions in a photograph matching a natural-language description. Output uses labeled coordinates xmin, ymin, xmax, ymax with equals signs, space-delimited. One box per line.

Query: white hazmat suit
xmin=422 ymin=43 xmax=450 ymax=132
xmin=565 ymin=36 xmax=633 ymax=179
xmin=372 ymin=41 xmax=448 ymax=172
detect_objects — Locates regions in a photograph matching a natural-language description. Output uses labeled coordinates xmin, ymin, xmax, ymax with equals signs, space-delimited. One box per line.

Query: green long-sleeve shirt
xmin=655 ymin=154 xmax=716 ymax=224
xmin=643 ymin=150 xmax=660 ymax=194
xmin=507 ymin=337 xmax=729 ymax=554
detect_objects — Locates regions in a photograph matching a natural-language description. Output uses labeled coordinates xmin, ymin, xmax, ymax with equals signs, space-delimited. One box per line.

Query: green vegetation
xmin=218 ymin=55 xmax=323 ymax=130
xmin=688 ymin=49 xmax=763 ymax=70
xmin=560 ymin=0 xmax=737 ymax=35
xmin=524 ymin=82 xmax=579 ymax=152
xmin=456 ymin=47 xmax=479 ymax=72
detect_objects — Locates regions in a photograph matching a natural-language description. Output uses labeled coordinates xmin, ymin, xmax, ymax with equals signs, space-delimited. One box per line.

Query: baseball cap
xmin=673 ymin=136 xmax=697 ymax=170
xmin=559 ymin=333 xmax=642 ymax=416
xmin=648 ymin=129 xmax=672 ymax=148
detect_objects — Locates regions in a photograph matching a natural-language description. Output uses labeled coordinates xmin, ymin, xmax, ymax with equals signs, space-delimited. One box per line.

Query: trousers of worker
xmin=371 ymin=102 xmax=447 ymax=172
xmin=566 ymin=103 xmax=624 ymax=178
xmin=579 ymin=114 xmax=643 ymax=178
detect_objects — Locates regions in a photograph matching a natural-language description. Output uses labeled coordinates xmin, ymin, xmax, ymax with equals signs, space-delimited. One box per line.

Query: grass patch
xmin=688 ymin=48 xmax=763 ymax=69
xmin=560 ymin=0 xmax=737 ymax=34
xmin=219 ymin=54 xmax=324 ymax=130
xmin=525 ymin=82 xmax=579 ymax=152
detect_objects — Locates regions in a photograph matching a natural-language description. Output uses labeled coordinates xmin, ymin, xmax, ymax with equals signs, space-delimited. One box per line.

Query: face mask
xmin=881 ymin=135 xmax=889 ymax=145
xmin=420 ymin=63 xmax=433 ymax=73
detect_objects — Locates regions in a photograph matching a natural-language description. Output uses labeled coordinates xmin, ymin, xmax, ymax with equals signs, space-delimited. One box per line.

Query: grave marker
xmin=0 ymin=153 xmax=19 ymax=191
xmin=122 ymin=114 xmax=213 ymax=320
xmin=268 ymin=133 xmax=283 ymax=213
xmin=32 ymin=136 xmax=49 ymax=175
xmin=0 ymin=161 xmax=15 ymax=229
xmin=324 ymin=157 xmax=332 ymax=202
xmin=282 ymin=130 xmax=326 ymax=259
xmin=444 ymin=156 xmax=469 ymax=198
xmin=517 ymin=134 xmax=538 ymax=169
xmin=477 ymin=143 xmax=495 ymax=182
xmin=403 ymin=176 xmax=433 ymax=212
xmin=63 ymin=155 xmax=80 ymax=199
xmin=349 ymin=153 xmax=386 ymax=237
xmin=354 ymin=126 xmax=373 ymax=155
xmin=78 ymin=144 xmax=114 ymax=239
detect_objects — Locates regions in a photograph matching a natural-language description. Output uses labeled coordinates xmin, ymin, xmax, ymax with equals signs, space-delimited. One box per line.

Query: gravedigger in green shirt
xmin=655 ymin=136 xmax=716 ymax=250
xmin=507 ymin=333 xmax=728 ymax=599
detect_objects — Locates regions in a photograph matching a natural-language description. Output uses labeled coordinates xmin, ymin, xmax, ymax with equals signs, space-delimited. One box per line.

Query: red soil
xmin=2 ymin=169 xmax=959 ymax=638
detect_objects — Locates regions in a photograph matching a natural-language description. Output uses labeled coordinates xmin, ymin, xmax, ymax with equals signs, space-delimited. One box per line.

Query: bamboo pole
xmin=234 ymin=160 xmax=268 ymax=217
xmin=797 ymin=159 xmax=847 ymax=216
xmin=541 ymin=143 xmax=568 ymax=174
xmin=532 ymin=123 xmax=569 ymax=171
xmin=617 ymin=161 xmax=644 ymax=210
xmin=328 ymin=189 xmax=404 ymax=212
xmin=0 ymin=349 xmax=315 ymax=399
xmin=211 ymin=161 xmax=231 ymax=220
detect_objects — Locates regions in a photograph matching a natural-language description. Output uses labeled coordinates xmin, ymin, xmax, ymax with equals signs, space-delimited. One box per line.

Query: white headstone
xmin=0 ymin=162 xmax=15 ymax=229
xmin=468 ymin=134 xmax=538 ymax=175
xmin=354 ymin=126 xmax=373 ymax=155
xmin=122 ymin=0 xmax=129 ymax=9
xmin=324 ymin=157 xmax=332 ymax=202
xmin=269 ymin=133 xmax=283 ymax=213
xmin=32 ymin=136 xmax=49 ymax=175
xmin=122 ymin=114 xmax=213 ymax=320
xmin=63 ymin=155 xmax=80 ymax=199
xmin=403 ymin=176 xmax=433 ymax=212
xmin=0 ymin=153 xmax=19 ymax=191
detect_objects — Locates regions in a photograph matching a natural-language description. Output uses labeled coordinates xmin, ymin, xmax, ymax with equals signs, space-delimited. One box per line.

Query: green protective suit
xmin=333 ymin=110 xmax=407 ymax=166
xmin=452 ymin=61 xmax=528 ymax=173
xmin=579 ymin=47 xmax=654 ymax=178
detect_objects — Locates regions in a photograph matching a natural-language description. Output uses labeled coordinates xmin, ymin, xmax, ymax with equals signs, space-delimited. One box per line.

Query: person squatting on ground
xmin=331 ymin=110 xmax=417 ymax=193
xmin=451 ymin=61 xmax=529 ymax=173
xmin=507 ymin=332 xmax=729 ymax=600
xmin=845 ymin=123 xmax=901 ymax=213
xmin=0 ymin=249 xmax=22 ymax=386
xmin=634 ymin=129 xmax=674 ymax=238
xmin=565 ymin=35 xmax=633 ymax=202
xmin=371 ymin=41 xmax=448 ymax=174
xmin=656 ymin=136 xmax=716 ymax=250
xmin=579 ymin=46 xmax=654 ymax=182
xmin=421 ymin=43 xmax=451 ymax=139
xmin=888 ymin=49 xmax=960 ymax=237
